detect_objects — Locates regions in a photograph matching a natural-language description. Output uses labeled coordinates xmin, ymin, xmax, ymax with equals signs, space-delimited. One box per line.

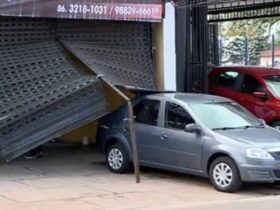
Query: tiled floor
xmin=0 ymin=145 xmax=279 ymax=210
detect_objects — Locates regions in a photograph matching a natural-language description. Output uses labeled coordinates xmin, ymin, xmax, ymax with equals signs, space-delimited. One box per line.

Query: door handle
xmin=160 ymin=133 xmax=168 ymax=140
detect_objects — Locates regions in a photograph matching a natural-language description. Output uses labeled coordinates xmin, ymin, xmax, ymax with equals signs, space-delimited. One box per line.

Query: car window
xmin=133 ymin=99 xmax=160 ymax=126
xmin=165 ymin=102 xmax=195 ymax=130
xmin=264 ymin=75 xmax=280 ymax=98
xmin=240 ymin=74 xmax=263 ymax=94
xmin=213 ymin=71 xmax=239 ymax=89
xmin=190 ymin=102 xmax=261 ymax=130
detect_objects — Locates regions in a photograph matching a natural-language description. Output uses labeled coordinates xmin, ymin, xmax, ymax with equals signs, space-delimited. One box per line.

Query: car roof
xmin=149 ymin=93 xmax=231 ymax=104
xmin=213 ymin=66 xmax=280 ymax=76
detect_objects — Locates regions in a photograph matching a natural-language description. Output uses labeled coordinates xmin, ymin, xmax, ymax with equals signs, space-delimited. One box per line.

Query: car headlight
xmin=246 ymin=148 xmax=274 ymax=160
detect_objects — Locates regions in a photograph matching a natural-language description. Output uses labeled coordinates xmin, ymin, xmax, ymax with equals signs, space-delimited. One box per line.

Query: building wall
xmin=163 ymin=2 xmax=176 ymax=91
xmin=260 ymin=56 xmax=280 ymax=67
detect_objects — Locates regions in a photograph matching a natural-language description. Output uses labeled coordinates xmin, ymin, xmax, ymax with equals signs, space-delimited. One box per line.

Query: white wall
xmin=163 ymin=2 xmax=176 ymax=91
xmin=260 ymin=56 xmax=280 ymax=67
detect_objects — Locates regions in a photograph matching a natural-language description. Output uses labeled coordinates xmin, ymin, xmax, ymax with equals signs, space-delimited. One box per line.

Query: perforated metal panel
xmin=0 ymin=17 xmax=54 ymax=44
xmin=57 ymin=20 xmax=158 ymax=89
xmin=0 ymin=17 xmax=157 ymax=161
xmin=0 ymin=17 xmax=108 ymax=161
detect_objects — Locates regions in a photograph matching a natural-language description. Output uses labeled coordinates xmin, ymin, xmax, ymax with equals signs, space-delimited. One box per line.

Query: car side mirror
xmin=185 ymin=123 xmax=202 ymax=134
xmin=253 ymin=91 xmax=268 ymax=99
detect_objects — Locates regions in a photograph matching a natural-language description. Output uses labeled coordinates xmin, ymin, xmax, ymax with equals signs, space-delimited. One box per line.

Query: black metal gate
xmin=176 ymin=0 xmax=213 ymax=93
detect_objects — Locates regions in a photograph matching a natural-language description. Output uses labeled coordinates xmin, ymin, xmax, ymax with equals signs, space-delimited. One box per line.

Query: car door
xmin=159 ymin=101 xmax=203 ymax=171
xmin=133 ymin=98 xmax=176 ymax=166
xmin=235 ymin=74 xmax=271 ymax=119
xmin=209 ymin=70 xmax=241 ymax=103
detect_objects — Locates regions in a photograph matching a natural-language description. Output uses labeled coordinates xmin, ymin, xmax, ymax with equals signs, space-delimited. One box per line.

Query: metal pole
xmin=97 ymin=80 xmax=141 ymax=184
xmin=202 ymin=0 xmax=209 ymax=93
xmin=272 ymin=34 xmax=275 ymax=67
xmin=219 ymin=38 xmax=223 ymax=66
xmin=212 ymin=24 xmax=219 ymax=67
xmin=244 ymin=36 xmax=249 ymax=65
xmin=127 ymin=101 xmax=140 ymax=183
xmin=175 ymin=0 xmax=188 ymax=92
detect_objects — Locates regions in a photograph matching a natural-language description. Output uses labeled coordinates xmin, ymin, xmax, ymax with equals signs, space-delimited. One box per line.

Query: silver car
xmin=97 ymin=93 xmax=280 ymax=192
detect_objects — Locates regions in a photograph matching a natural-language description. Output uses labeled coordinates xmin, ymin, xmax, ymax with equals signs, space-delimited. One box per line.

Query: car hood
xmin=216 ymin=127 xmax=280 ymax=148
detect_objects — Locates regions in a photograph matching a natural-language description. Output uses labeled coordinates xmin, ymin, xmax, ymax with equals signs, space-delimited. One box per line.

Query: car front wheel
xmin=106 ymin=143 xmax=131 ymax=174
xmin=209 ymin=157 xmax=242 ymax=193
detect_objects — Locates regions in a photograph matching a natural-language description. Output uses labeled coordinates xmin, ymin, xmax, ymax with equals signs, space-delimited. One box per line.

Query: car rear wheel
xmin=209 ymin=157 xmax=242 ymax=193
xmin=107 ymin=143 xmax=131 ymax=174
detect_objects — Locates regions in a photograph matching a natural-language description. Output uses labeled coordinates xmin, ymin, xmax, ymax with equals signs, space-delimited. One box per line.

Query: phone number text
xmin=57 ymin=4 xmax=161 ymax=17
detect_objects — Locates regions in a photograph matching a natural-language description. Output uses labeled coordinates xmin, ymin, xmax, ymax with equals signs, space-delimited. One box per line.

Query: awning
xmin=208 ymin=0 xmax=280 ymax=21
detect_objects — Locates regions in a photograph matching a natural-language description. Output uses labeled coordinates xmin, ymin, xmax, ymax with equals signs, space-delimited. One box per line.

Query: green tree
xmin=219 ymin=18 xmax=280 ymax=40
xmin=222 ymin=37 xmax=266 ymax=65
xmin=220 ymin=18 xmax=280 ymax=65
xmin=249 ymin=38 xmax=265 ymax=65
xmin=222 ymin=37 xmax=244 ymax=64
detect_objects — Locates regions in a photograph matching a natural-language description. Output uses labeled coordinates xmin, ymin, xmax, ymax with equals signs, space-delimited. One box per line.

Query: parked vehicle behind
xmin=209 ymin=66 xmax=280 ymax=127
xmin=97 ymin=93 xmax=280 ymax=192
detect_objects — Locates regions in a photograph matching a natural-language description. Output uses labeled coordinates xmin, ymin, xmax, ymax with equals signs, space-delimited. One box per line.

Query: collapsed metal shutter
xmin=0 ymin=17 xmax=108 ymax=161
xmin=0 ymin=17 xmax=157 ymax=161
xmin=57 ymin=20 xmax=158 ymax=89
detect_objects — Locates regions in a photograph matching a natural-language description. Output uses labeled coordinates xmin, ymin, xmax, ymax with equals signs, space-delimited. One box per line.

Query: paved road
xmin=0 ymin=146 xmax=280 ymax=210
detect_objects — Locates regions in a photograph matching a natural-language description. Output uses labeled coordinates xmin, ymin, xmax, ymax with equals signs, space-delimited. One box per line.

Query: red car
xmin=209 ymin=66 xmax=280 ymax=127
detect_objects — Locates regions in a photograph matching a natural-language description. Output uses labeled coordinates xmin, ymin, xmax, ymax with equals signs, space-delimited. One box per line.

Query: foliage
xmin=222 ymin=37 xmax=244 ymax=64
xmin=249 ymin=38 xmax=265 ymax=65
xmin=220 ymin=18 xmax=280 ymax=65
xmin=222 ymin=37 xmax=266 ymax=65
xmin=219 ymin=18 xmax=280 ymax=40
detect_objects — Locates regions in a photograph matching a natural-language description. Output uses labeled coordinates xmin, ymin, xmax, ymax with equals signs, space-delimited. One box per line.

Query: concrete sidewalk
xmin=0 ymin=146 xmax=279 ymax=210
xmin=167 ymin=196 xmax=280 ymax=210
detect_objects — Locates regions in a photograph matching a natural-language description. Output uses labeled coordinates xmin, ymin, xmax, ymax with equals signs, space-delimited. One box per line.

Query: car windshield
xmin=190 ymin=102 xmax=261 ymax=130
xmin=264 ymin=75 xmax=280 ymax=98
